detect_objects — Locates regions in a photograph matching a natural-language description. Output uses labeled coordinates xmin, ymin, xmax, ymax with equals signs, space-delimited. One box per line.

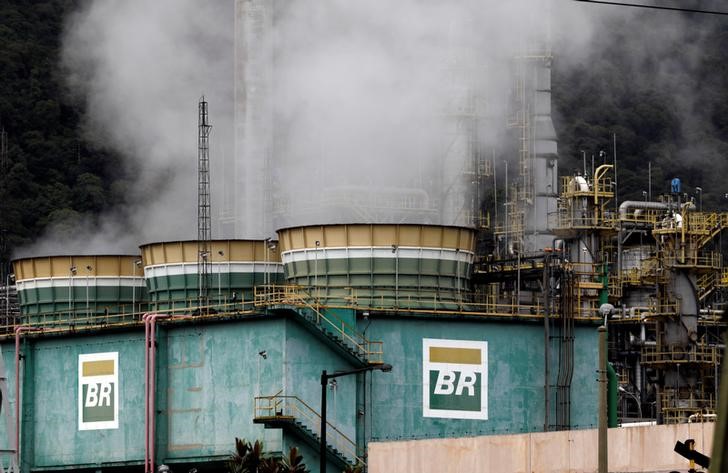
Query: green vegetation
xmin=228 ymin=439 xmax=308 ymax=473
xmin=0 ymin=0 xmax=127 ymax=275
xmin=553 ymin=10 xmax=728 ymax=208
xmin=2 ymin=3 xmax=728 ymax=277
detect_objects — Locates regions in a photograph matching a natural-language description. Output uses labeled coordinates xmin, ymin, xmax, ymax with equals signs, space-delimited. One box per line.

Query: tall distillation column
xmin=523 ymin=49 xmax=559 ymax=253
xmin=234 ymin=0 xmax=274 ymax=238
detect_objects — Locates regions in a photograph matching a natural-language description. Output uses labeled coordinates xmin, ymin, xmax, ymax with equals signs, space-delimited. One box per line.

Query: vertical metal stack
xmin=198 ymin=97 xmax=213 ymax=309
xmin=234 ymin=0 xmax=273 ymax=239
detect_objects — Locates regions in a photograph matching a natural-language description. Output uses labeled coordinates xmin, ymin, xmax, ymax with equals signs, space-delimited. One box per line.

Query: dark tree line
xmin=3 ymin=2 xmax=728 ymax=277
xmin=0 ymin=0 xmax=128 ymax=277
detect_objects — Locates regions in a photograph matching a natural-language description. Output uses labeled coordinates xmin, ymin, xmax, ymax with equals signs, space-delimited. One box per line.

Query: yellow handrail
xmin=254 ymin=394 xmax=364 ymax=465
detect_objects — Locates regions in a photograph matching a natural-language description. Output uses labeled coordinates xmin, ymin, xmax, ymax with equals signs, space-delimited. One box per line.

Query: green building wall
xmin=361 ymin=316 xmax=599 ymax=441
xmin=1 ymin=311 xmax=599 ymax=472
xmin=2 ymin=315 xmax=358 ymax=472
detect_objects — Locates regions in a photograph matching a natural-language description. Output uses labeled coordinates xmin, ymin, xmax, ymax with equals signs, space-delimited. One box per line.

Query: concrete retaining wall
xmin=368 ymin=422 xmax=714 ymax=473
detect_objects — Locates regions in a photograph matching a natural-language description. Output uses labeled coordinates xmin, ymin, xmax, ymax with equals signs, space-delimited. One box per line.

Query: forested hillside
xmin=0 ymin=0 xmax=127 ymax=276
xmin=2 ymin=1 xmax=728 ymax=276
xmin=553 ymin=7 xmax=728 ymax=207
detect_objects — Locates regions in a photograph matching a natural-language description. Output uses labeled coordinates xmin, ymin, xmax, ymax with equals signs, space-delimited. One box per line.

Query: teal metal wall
xmin=1 ymin=311 xmax=599 ymax=472
xmin=361 ymin=316 xmax=599 ymax=441
xmin=1 ymin=315 xmax=357 ymax=472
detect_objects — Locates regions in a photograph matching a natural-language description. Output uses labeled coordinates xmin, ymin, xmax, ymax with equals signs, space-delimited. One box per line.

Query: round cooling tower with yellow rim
xmin=276 ymin=224 xmax=476 ymax=309
xmin=140 ymin=240 xmax=283 ymax=310
xmin=12 ymin=255 xmax=147 ymax=321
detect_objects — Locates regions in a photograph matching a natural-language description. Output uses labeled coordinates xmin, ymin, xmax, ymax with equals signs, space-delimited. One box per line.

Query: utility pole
xmin=598 ymin=325 xmax=608 ymax=473
xmin=198 ymin=97 xmax=213 ymax=312
xmin=0 ymin=126 xmax=8 ymax=289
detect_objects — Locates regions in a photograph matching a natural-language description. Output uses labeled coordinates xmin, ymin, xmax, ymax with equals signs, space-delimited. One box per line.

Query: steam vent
xmin=2 ymin=2 xmax=728 ymax=472
xmin=140 ymin=239 xmax=283 ymax=310
xmin=12 ymin=255 xmax=146 ymax=324
xmin=277 ymin=224 xmax=475 ymax=308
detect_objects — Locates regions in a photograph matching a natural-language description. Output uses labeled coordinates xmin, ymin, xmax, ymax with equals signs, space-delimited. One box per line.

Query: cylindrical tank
xmin=276 ymin=224 xmax=476 ymax=309
xmin=140 ymin=240 xmax=283 ymax=310
xmin=12 ymin=255 xmax=146 ymax=324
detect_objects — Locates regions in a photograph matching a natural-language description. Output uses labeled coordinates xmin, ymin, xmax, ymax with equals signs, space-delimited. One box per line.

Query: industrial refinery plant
xmin=0 ymin=2 xmax=726 ymax=473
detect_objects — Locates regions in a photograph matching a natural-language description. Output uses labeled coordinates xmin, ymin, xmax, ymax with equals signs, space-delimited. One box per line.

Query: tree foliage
xmin=227 ymin=438 xmax=309 ymax=473
xmin=0 ymin=0 xmax=126 ymax=274
xmin=552 ymin=10 xmax=728 ymax=209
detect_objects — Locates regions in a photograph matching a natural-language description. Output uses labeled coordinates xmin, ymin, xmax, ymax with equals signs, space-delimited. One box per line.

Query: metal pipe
xmin=320 ymin=370 xmax=327 ymax=473
xmin=543 ymin=252 xmax=551 ymax=431
xmin=598 ymin=326 xmax=607 ymax=473
xmin=142 ymin=313 xmax=152 ymax=473
xmin=607 ymin=363 xmax=619 ymax=427
xmin=148 ymin=313 xmax=169 ymax=473
xmin=618 ymin=200 xmax=694 ymax=220
xmin=145 ymin=313 xmax=190 ymax=473
xmin=15 ymin=326 xmax=37 ymax=468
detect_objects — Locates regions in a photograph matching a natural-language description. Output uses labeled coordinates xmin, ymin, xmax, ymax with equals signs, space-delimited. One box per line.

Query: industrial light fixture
xmin=218 ymin=250 xmax=224 ymax=256
xmin=69 ymin=265 xmax=77 ymax=275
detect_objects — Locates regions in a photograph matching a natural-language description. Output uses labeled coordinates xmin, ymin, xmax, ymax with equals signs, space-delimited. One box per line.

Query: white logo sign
xmin=423 ymin=338 xmax=488 ymax=420
xmin=78 ymin=352 xmax=119 ymax=430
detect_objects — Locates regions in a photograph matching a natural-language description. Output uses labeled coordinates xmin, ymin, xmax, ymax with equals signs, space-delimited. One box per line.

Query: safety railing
xmin=254 ymin=285 xmax=383 ymax=364
xmin=641 ymin=344 xmax=721 ymax=365
xmin=660 ymin=389 xmax=717 ymax=424
xmin=0 ymin=298 xmax=260 ymax=336
xmin=254 ymin=283 xmax=602 ymax=322
xmin=659 ymin=251 xmax=721 ymax=269
xmin=254 ymin=394 xmax=363 ymax=466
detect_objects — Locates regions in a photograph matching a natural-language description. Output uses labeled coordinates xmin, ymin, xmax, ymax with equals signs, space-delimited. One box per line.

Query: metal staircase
xmin=254 ymin=286 xmax=383 ymax=366
xmin=254 ymin=393 xmax=363 ymax=469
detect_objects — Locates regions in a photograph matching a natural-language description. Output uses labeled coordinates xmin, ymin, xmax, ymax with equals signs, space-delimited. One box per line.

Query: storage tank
xmin=140 ymin=239 xmax=283 ymax=310
xmin=12 ymin=255 xmax=146 ymax=325
xmin=276 ymin=224 xmax=476 ymax=309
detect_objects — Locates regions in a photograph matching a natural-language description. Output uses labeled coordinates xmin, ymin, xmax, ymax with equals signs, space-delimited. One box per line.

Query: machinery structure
xmin=0 ymin=4 xmax=725 ymax=473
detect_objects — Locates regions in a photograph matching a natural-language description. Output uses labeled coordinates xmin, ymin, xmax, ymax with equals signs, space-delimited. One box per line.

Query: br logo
xmin=78 ymin=352 xmax=119 ymax=430
xmin=422 ymin=339 xmax=487 ymax=419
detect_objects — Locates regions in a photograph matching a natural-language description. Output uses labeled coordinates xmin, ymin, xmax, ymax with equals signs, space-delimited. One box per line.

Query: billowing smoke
xmin=19 ymin=0 xmax=607 ymax=255
xmin=236 ymin=0 xmax=600 ymax=237
xmin=16 ymin=0 xmax=234 ymax=257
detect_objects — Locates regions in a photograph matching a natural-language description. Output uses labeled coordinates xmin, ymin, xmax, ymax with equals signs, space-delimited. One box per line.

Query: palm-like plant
xmin=227 ymin=439 xmax=309 ymax=473
xmin=228 ymin=438 xmax=264 ymax=473
xmin=341 ymin=463 xmax=364 ymax=473
xmin=278 ymin=446 xmax=307 ymax=473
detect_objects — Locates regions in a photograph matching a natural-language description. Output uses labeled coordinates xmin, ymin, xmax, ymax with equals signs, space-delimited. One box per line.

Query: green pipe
xmin=599 ymin=263 xmax=609 ymax=306
xmin=607 ymin=362 xmax=618 ymax=428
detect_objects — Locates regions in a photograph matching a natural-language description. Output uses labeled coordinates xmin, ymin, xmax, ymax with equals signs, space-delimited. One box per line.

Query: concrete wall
xmin=368 ymin=422 xmax=715 ymax=473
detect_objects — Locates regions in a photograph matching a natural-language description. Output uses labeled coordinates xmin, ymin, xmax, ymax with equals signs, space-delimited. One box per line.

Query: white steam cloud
xmin=19 ymin=0 xmax=606 ymax=256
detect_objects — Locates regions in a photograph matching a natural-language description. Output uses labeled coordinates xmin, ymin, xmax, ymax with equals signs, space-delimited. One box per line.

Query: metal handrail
xmin=254 ymin=394 xmax=364 ymax=465
xmin=254 ymin=285 xmax=383 ymax=363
